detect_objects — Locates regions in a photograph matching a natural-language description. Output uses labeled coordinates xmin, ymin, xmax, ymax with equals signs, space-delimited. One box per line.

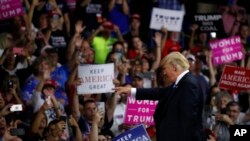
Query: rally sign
xmin=150 ymin=8 xmax=184 ymax=32
xmin=112 ymin=124 xmax=150 ymax=141
xmin=194 ymin=14 xmax=223 ymax=32
xmin=77 ymin=63 xmax=114 ymax=94
xmin=0 ymin=0 xmax=23 ymax=20
xmin=124 ymin=97 xmax=158 ymax=125
xmin=209 ymin=36 xmax=244 ymax=65
xmin=219 ymin=65 xmax=250 ymax=91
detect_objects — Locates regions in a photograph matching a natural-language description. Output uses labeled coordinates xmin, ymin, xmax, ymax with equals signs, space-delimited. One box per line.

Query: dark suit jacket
xmin=136 ymin=72 xmax=204 ymax=141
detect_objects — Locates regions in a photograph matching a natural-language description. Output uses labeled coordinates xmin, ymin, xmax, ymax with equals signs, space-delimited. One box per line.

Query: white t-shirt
xmin=110 ymin=102 xmax=126 ymax=136
xmin=236 ymin=112 xmax=246 ymax=125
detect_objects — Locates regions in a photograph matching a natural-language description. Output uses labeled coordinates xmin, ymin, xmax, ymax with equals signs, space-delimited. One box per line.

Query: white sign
xmin=77 ymin=63 xmax=114 ymax=94
xmin=150 ymin=8 xmax=185 ymax=32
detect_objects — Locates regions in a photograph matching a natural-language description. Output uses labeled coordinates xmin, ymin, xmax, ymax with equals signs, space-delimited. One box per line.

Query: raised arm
xmin=106 ymin=80 xmax=120 ymax=122
xmin=105 ymin=93 xmax=119 ymax=122
xmin=68 ymin=115 xmax=83 ymax=141
xmin=87 ymin=25 xmax=103 ymax=43
xmin=63 ymin=13 xmax=71 ymax=36
xmin=117 ymin=61 xmax=129 ymax=85
xmin=161 ymin=27 xmax=168 ymax=52
xmin=150 ymin=31 xmax=162 ymax=71
xmin=10 ymin=88 xmax=23 ymax=105
xmin=206 ymin=51 xmax=216 ymax=86
xmin=31 ymin=96 xmax=51 ymax=135
xmin=114 ymin=24 xmax=124 ymax=42
xmin=50 ymin=94 xmax=62 ymax=118
xmin=108 ymin=0 xmax=116 ymax=12
xmin=188 ymin=24 xmax=199 ymax=51
xmin=23 ymin=0 xmax=31 ymax=10
xmin=89 ymin=110 xmax=104 ymax=141
xmin=67 ymin=63 xmax=81 ymax=120
xmin=66 ymin=21 xmax=85 ymax=62
xmin=122 ymin=0 xmax=129 ymax=15
xmin=28 ymin=0 xmax=39 ymax=28
xmin=32 ymin=69 xmax=50 ymax=112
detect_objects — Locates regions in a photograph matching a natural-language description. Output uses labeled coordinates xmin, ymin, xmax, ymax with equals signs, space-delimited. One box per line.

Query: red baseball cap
xmin=102 ymin=21 xmax=114 ymax=30
xmin=131 ymin=14 xmax=141 ymax=20
xmin=48 ymin=10 xmax=61 ymax=20
xmin=43 ymin=80 xmax=57 ymax=89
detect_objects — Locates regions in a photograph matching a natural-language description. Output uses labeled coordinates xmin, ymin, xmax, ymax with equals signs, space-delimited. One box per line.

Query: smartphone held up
xmin=8 ymin=80 xmax=14 ymax=89
xmin=210 ymin=32 xmax=216 ymax=39
xmin=10 ymin=104 xmax=23 ymax=112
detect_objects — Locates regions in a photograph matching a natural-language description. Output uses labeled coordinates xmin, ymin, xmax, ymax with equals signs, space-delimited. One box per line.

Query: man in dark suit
xmin=114 ymin=52 xmax=205 ymax=141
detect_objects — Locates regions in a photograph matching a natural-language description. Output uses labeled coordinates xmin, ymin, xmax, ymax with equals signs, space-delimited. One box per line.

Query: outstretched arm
xmin=113 ymin=86 xmax=170 ymax=100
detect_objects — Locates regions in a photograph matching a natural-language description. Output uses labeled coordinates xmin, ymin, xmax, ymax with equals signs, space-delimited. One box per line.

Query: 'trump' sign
xmin=77 ymin=63 xmax=114 ymax=94
xmin=112 ymin=124 xmax=150 ymax=141
xmin=0 ymin=0 xmax=23 ymax=20
xmin=124 ymin=97 xmax=158 ymax=125
xmin=194 ymin=14 xmax=223 ymax=32
xmin=210 ymin=36 xmax=244 ymax=65
xmin=219 ymin=66 xmax=250 ymax=91
xmin=150 ymin=8 xmax=184 ymax=32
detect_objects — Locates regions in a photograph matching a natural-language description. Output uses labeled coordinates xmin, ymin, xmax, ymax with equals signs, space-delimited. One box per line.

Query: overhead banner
xmin=210 ymin=36 xmax=244 ymax=65
xmin=219 ymin=66 xmax=250 ymax=91
xmin=124 ymin=97 xmax=158 ymax=125
xmin=77 ymin=63 xmax=114 ymax=94
xmin=112 ymin=124 xmax=150 ymax=141
xmin=150 ymin=8 xmax=184 ymax=32
xmin=0 ymin=0 xmax=23 ymax=20
xmin=194 ymin=14 xmax=223 ymax=32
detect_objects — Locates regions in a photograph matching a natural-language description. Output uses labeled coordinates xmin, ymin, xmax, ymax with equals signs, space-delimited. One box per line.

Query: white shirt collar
xmin=175 ymin=70 xmax=189 ymax=85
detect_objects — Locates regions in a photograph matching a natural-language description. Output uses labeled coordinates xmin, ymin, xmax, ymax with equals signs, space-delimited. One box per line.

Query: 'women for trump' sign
xmin=209 ymin=36 xmax=244 ymax=65
xmin=124 ymin=97 xmax=158 ymax=125
xmin=0 ymin=0 xmax=23 ymax=20
xmin=77 ymin=63 xmax=114 ymax=94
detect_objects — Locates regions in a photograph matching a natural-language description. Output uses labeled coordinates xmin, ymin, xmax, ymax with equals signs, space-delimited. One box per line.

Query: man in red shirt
xmin=162 ymin=31 xmax=181 ymax=58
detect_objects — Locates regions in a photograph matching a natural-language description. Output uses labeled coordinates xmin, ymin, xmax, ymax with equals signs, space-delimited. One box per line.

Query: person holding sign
xmin=114 ymin=52 xmax=205 ymax=141
xmin=161 ymin=28 xmax=181 ymax=58
xmin=87 ymin=21 xmax=124 ymax=64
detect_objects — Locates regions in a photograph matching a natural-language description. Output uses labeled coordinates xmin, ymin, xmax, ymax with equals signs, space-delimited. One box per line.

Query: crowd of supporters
xmin=0 ymin=0 xmax=250 ymax=141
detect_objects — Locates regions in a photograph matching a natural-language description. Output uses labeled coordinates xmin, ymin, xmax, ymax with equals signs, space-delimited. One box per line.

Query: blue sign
xmin=112 ymin=124 xmax=151 ymax=141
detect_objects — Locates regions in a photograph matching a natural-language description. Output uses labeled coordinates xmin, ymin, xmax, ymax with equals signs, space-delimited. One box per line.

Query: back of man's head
xmin=160 ymin=52 xmax=190 ymax=72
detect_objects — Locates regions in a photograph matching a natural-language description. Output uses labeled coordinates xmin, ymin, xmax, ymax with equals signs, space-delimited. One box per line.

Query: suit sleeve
xmin=179 ymin=81 xmax=203 ymax=141
xmin=136 ymin=87 xmax=170 ymax=100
